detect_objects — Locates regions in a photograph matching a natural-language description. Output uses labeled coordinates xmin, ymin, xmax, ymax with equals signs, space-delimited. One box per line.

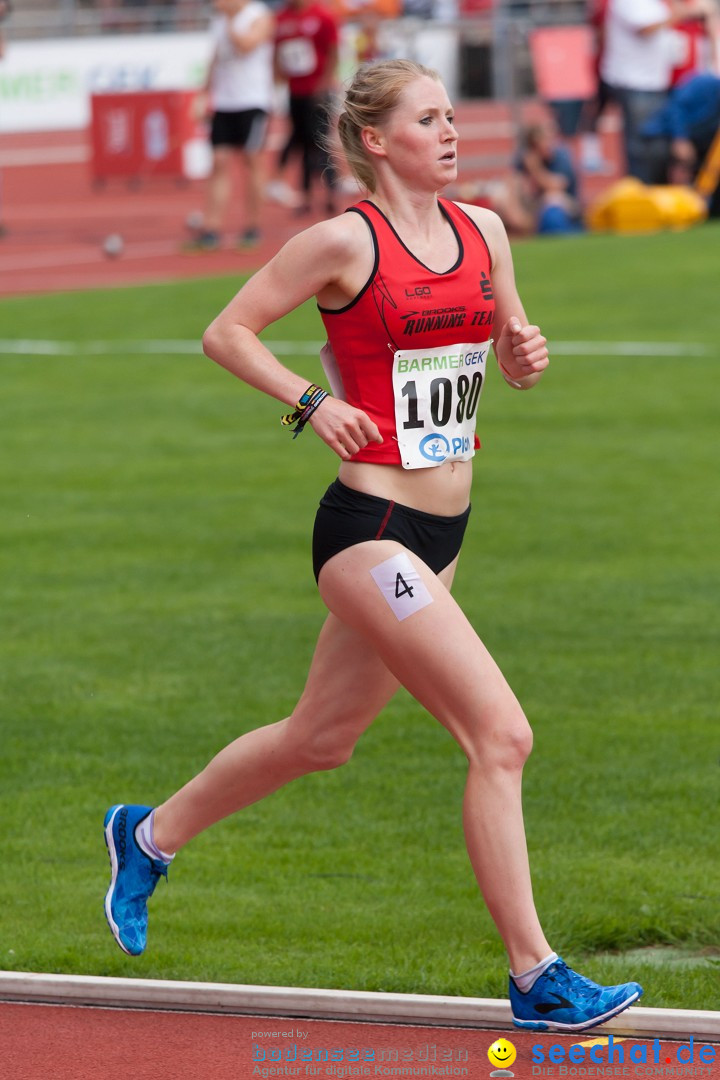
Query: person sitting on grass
xmin=513 ymin=122 xmax=584 ymax=234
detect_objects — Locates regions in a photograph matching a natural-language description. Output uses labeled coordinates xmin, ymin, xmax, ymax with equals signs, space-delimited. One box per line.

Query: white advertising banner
xmin=0 ymin=33 xmax=213 ymax=133
xmin=0 ymin=26 xmax=459 ymax=135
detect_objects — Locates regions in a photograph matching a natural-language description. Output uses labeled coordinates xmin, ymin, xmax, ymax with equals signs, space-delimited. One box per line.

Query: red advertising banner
xmin=90 ymin=90 xmax=204 ymax=181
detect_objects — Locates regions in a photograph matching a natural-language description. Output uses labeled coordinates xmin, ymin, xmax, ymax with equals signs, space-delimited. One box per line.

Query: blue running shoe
xmin=510 ymin=957 xmax=643 ymax=1032
xmin=103 ymin=804 xmax=168 ymax=956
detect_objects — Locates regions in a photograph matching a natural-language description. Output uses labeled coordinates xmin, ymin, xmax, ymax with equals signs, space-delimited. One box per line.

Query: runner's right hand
xmin=310 ymin=397 xmax=382 ymax=460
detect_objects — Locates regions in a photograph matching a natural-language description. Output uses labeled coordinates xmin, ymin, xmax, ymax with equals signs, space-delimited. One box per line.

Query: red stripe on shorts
xmin=375 ymin=501 xmax=395 ymax=540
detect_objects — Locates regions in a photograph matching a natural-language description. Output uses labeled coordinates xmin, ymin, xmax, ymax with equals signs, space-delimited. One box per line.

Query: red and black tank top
xmin=318 ymin=198 xmax=495 ymax=466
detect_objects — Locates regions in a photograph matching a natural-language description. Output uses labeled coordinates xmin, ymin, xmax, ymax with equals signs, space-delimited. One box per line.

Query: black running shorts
xmin=312 ymin=478 xmax=470 ymax=583
xmin=210 ymin=109 xmax=268 ymax=151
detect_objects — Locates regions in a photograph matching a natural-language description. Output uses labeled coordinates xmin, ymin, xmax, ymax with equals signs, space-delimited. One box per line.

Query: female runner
xmin=104 ymin=59 xmax=642 ymax=1033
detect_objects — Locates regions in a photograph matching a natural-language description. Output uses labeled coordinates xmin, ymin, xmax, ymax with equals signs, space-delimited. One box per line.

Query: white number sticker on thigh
xmin=369 ymin=552 xmax=434 ymax=622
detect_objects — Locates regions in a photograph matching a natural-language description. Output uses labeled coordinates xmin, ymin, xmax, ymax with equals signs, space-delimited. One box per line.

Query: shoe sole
xmin=512 ymin=989 xmax=642 ymax=1033
xmin=103 ymin=804 xmax=139 ymax=956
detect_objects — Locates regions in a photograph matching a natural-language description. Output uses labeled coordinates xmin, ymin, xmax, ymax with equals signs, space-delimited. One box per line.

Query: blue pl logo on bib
xmin=419 ymin=432 xmax=474 ymax=463
xmin=419 ymin=433 xmax=451 ymax=463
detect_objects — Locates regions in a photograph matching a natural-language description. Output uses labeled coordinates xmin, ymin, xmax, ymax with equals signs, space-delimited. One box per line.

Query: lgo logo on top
xmin=488 ymin=1038 xmax=517 ymax=1076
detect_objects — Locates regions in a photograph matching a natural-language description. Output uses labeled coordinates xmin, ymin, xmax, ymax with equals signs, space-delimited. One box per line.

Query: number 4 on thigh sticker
xmin=369 ymin=551 xmax=434 ymax=621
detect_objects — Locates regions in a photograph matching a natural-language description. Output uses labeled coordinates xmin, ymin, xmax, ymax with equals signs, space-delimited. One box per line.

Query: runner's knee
xmin=491 ymin=714 xmax=533 ymax=771
xmin=465 ymin=709 xmax=533 ymax=772
xmin=316 ymin=737 xmax=357 ymax=770
xmin=503 ymin=716 xmax=534 ymax=769
xmin=285 ymin=713 xmax=362 ymax=772
xmin=296 ymin=729 xmax=357 ymax=771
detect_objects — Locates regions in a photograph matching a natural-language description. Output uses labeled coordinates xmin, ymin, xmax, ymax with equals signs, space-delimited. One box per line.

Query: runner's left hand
xmin=495 ymin=317 xmax=549 ymax=386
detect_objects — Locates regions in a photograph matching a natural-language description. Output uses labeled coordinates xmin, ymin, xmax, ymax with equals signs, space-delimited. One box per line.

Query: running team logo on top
xmin=392 ymin=340 xmax=492 ymax=469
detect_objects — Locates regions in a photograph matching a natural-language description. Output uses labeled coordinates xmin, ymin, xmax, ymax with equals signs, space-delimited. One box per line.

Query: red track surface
xmin=0 ymin=103 xmax=621 ymax=298
xmin=2 ymin=1002 xmax=716 ymax=1080
xmin=0 ymin=127 xmax=313 ymax=296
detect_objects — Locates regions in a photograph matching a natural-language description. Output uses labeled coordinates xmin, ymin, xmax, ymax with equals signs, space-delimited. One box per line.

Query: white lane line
xmin=0 ymin=241 xmax=185 ymax=273
xmin=0 ymin=145 xmax=90 ymax=167
xmin=550 ymin=341 xmax=711 ymax=357
xmin=0 ymin=339 xmax=325 ymax=357
xmin=0 ymin=340 xmax=712 ymax=359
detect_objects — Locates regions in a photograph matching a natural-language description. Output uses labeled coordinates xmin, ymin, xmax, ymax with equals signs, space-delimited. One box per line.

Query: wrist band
xmin=290 ymin=390 xmax=328 ymax=438
xmin=497 ymin=358 xmax=523 ymax=389
xmin=281 ymin=383 xmax=325 ymax=426
xmin=281 ymin=383 xmax=328 ymax=437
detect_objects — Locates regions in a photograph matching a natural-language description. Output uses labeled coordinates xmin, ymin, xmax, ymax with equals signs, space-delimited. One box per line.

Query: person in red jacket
xmin=103 ymin=59 xmax=643 ymax=1035
xmin=268 ymin=0 xmax=340 ymax=213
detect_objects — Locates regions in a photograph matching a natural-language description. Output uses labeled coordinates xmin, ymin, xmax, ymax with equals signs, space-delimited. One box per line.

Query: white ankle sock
xmin=510 ymin=951 xmax=559 ymax=993
xmin=135 ymin=809 xmax=175 ymax=865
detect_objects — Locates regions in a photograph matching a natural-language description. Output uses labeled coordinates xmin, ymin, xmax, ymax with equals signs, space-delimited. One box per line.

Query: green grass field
xmin=1 ymin=224 xmax=719 ymax=1009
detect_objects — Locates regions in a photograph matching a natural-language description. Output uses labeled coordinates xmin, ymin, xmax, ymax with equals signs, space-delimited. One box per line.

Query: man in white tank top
xmin=189 ymin=0 xmax=274 ymax=250
xmin=600 ymin=0 xmax=715 ymax=181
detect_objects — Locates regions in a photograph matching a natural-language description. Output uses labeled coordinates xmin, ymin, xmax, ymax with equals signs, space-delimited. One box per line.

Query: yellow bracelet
xmin=280 ymin=383 xmax=326 ymax=427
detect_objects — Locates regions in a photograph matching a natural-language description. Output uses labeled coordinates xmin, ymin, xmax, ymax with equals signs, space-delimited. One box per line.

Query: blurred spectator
xmin=188 ymin=0 xmax=275 ymax=250
xmin=669 ymin=0 xmax=720 ymax=84
xmin=332 ymin=0 xmax=400 ymax=18
xmin=0 ymin=0 xmax=10 ymax=239
xmin=336 ymin=2 xmax=397 ymax=68
xmin=0 ymin=0 xmax=8 ymax=64
xmin=451 ymin=177 xmax=536 ymax=237
xmin=0 ymin=0 xmax=9 ymax=63
xmin=513 ymin=121 xmax=584 ymax=233
xmin=270 ymin=0 xmax=340 ymax=215
xmin=354 ymin=9 xmax=383 ymax=64
xmin=579 ymin=0 xmax=614 ymax=172
xmin=642 ymin=70 xmax=720 ymax=213
xmin=451 ymin=120 xmax=584 ymax=238
xmin=600 ymin=0 xmax=716 ymax=183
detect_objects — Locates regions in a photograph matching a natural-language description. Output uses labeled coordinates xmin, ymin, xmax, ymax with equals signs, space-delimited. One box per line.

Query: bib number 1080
xmin=400 ymin=372 xmax=483 ymax=430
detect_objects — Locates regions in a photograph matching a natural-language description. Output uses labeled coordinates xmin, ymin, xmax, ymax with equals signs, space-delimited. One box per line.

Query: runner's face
xmin=375 ymin=76 xmax=458 ymax=188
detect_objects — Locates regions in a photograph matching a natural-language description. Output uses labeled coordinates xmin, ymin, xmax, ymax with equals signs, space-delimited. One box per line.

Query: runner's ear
xmin=361 ymin=126 xmax=387 ymax=159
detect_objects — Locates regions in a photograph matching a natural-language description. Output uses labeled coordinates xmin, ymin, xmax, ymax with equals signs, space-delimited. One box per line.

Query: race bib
xmin=277 ymin=37 xmax=317 ymax=77
xmin=392 ymin=341 xmax=492 ymax=469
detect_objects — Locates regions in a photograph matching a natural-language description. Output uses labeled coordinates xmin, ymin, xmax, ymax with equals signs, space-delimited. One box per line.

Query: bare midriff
xmin=338 ymin=458 xmax=472 ymax=517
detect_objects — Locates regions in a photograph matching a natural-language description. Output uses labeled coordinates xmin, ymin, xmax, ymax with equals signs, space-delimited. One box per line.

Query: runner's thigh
xmin=318 ymin=540 xmax=524 ymax=758
xmin=286 ymin=611 xmax=400 ymax=757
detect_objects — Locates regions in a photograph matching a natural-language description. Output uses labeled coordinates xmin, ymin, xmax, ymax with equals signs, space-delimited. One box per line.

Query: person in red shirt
xmin=103 ymin=59 xmax=642 ymax=1036
xmin=269 ymin=0 xmax=340 ymax=213
xmin=669 ymin=0 xmax=720 ymax=86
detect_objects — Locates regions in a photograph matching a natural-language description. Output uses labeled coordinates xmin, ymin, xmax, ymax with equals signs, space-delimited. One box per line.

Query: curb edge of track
xmin=1 ymin=971 xmax=718 ymax=1041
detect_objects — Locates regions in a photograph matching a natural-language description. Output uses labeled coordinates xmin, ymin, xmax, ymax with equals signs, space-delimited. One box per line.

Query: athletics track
xmin=0 ymin=101 xmax=622 ymax=298
xmin=1 ymin=973 xmax=719 ymax=1080
xmin=1 ymin=997 xmax=719 ymax=1080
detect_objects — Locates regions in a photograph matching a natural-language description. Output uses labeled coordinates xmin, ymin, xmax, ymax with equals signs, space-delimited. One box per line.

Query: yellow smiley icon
xmin=488 ymin=1038 xmax=517 ymax=1069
